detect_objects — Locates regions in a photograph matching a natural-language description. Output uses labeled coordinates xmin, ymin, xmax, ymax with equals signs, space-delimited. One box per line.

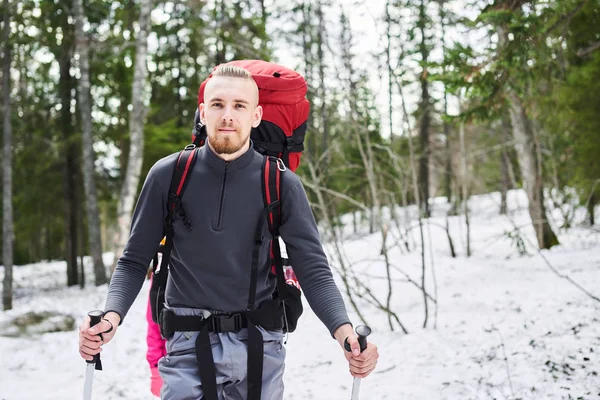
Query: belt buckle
xmin=221 ymin=315 xmax=235 ymax=332
xmin=213 ymin=313 xmax=243 ymax=332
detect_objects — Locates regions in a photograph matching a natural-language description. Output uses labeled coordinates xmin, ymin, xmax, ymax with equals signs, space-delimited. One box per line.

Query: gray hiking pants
xmin=158 ymin=307 xmax=286 ymax=400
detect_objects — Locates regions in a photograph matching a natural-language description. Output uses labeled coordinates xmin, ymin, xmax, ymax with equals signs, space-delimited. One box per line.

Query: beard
xmin=207 ymin=125 xmax=250 ymax=155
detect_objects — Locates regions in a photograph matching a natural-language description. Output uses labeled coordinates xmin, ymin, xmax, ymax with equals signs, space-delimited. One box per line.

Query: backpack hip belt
xmin=158 ymin=308 xmax=247 ymax=340
xmin=158 ymin=303 xmax=288 ymax=341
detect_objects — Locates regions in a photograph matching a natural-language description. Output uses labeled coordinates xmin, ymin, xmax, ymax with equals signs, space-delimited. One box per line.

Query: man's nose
xmin=222 ymin=105 xmax=234 ymax=121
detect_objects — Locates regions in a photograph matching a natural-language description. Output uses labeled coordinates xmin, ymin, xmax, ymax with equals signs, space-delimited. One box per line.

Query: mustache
xmin=218 ymin=121 xmax=236 ymax=128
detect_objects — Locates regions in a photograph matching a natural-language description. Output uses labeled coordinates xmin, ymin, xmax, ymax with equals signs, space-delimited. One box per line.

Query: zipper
xmin=216 ymin=162 xmax=229 ymax=229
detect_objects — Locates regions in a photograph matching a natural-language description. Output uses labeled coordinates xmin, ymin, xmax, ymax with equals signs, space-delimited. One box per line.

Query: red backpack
xmin=149 ymin=61 xmax=310 ymax=400
xmin=193 ymin=59 xmax=309 ymax=170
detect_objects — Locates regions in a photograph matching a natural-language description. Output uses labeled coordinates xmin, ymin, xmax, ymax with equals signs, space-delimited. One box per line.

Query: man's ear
xmin=199 ymin=104 xmax=206 ymax=124
xmin=252 ymin=105 xmax=263 ymax=128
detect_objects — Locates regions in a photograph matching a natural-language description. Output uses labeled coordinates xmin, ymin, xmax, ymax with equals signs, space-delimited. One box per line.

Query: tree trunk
xmin=78 ymin=215 xmax=86 ymax=288
xmin=2 ymin=0 xmax=14 ymax=310
xmin=458 ymin=95 xmax=471 ymax=257
xmin=500 ymin=152 xmax=509 ymax=215
xmin=386 ymin=1 xmax=394 ymax=144
xmin=259 ymin=0 xmax=267 ymax=27
xmin=339 ymin=8 xmax=379 ymax=231
xmin=499 ymin=117 xmax=513 ymax=215
xmin=112 ymin=0 xmax=152 ymax=266
xmin=443 ymin=99 xmax=452 ymax=203
xmin=589 ymin=193 xmax=596 ymax=226
xmin=354 ymin=122 xmax=381 ymax=233
xmin=214 ymin=0 xmax=226 ymax=65
xmin=418 ymin=0 xmax=431 ymax=218
xmin=499 ymin=122 xmax=509 ymax=215
xmin=495 ymin=22 xmax=559 ymax=249
xmin=340 ymin=10 xmax=357 ymax=125
xmin=398 ymin=72 xmax=429 ymax=328
xmin=439 ymin=0 xmax=453 ymax=204
xmin=58 ymin=42 xmax=79 ymax=287
xmin=507 ymin=94 xmax=559 ymax=249
xmin=73 ymin=0 xmax=107 ymax=286
xmin=316 ymin=0 xmax=328 ymax=154
xmin=301 ymin=1 xmax=316 ymax=163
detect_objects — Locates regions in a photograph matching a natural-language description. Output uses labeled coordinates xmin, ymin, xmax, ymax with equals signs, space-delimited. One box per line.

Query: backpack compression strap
xmin=252 ymin=121 xmax=307 ymax=169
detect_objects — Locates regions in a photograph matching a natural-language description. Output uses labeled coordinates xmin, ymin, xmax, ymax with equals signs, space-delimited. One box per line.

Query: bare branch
xmin=493 ymin=326 xmax=516 ymax=398
xmin=303 ymin=180 xmax=371 ymax=213
xmin=353 ymin=278 xmax=409 ymax=334
xmin=577 ymin=40 xmax=600 ymax=57
xmin=498 ymin=199 xmax=600 ymax=303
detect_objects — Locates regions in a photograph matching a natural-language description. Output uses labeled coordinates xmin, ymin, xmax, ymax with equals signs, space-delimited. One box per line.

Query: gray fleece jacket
xmin=105 ymin=142 xmax=350 ymax=336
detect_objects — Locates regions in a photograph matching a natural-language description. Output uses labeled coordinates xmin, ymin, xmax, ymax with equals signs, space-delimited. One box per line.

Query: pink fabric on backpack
xmin=146 ymin=279 xmax=166 ymax=368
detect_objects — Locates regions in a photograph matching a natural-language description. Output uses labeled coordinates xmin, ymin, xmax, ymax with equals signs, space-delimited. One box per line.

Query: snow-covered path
xmin=1 ymin=190 xmax=599 ymax=399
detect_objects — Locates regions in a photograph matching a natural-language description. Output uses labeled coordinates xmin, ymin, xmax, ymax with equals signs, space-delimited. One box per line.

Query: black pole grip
xmin=356 ymin=325 xmax=371 ymax=352
xmin=344 ymin=325 xmax=372 ymax=353
xmin=87 ymin=310 xmax=104 ymax=365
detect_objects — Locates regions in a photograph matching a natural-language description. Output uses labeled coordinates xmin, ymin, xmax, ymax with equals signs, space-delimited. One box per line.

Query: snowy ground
xmin=1 ymin=190 xmax=599 ymax=400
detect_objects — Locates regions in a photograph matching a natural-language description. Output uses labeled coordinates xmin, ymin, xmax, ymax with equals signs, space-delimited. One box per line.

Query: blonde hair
xmin=210 ymin=64 xmax=258 ymax=105
xmin=213 ymin=64 xmax=253 ymax=80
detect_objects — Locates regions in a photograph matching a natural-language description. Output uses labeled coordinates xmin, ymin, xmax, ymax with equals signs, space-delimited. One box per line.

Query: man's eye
xmin=235 ymin=104 xmax=246 ymax=109
xmin=211 ymin=103 xmax=222 ymax=108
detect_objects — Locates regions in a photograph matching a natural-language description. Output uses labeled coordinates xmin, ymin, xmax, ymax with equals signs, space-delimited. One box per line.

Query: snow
xmin=1 ymin=189 xmax=599 ymax=400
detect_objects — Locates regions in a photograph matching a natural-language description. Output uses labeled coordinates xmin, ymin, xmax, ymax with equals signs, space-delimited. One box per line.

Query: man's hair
xmin=210 ymin=64 xmax=258 ymax=105
xmin=212 ymin=64 xmax=253 ymax=81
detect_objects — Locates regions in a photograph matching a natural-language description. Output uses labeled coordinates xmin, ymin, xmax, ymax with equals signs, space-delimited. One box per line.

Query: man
xmin=78 ymin=64 xmax=379 ymax=399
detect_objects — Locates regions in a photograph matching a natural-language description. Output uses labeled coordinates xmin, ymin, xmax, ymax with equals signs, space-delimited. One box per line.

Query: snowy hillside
xmin=0 ymin=190 xmax=599 ymax=400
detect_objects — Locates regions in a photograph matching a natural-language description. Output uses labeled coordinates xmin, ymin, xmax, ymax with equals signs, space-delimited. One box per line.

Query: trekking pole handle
xmin=87 ymin=310 xmax=104 ymax=365
xmin=344 ymin=325 xmax=372 ymax=353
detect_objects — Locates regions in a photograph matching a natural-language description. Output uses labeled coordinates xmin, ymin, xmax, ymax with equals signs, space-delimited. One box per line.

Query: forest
xmin=1 ymin=0 xmax=599 ymax=311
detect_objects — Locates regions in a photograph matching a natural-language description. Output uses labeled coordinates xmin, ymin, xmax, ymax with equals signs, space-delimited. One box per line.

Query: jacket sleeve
xmin=104 ymin=159 xmax=170 ymax=321
xmin=278 ymin=173 xmax=351 ymax=337
xmin=146 ymin=278 xmax=166 ymax=368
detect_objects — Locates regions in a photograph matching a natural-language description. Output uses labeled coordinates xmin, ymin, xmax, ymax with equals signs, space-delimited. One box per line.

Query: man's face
xmin=199 ymin=76 xmax=262 ymax=155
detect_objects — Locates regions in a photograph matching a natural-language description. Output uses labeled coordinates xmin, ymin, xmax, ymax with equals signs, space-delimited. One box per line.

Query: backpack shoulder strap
xmin=263 ymin=156 xmax=282 ymax=234
xmin=168 ymin=144 xmax=199 ymax=219
xmin=154 ymin=144 xmax=199 ymax=274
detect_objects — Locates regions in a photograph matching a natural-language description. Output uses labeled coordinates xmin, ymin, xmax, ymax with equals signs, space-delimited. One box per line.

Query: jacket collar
xmin=200 ymin=140 xmax=258 ymax=173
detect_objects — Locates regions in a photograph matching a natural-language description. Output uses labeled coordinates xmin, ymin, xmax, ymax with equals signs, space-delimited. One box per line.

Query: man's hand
xmin=78 ymin=311 xmax=121 ymax=361
xmin=334 ymin=323 xmax=379 ymax=378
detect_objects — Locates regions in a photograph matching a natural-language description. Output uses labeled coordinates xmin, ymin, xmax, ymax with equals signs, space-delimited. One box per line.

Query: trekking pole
xmin=344 ymin=325 xmax=372 ymax=400
xmin=83 ymin=310 xmax=104 ymax=400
